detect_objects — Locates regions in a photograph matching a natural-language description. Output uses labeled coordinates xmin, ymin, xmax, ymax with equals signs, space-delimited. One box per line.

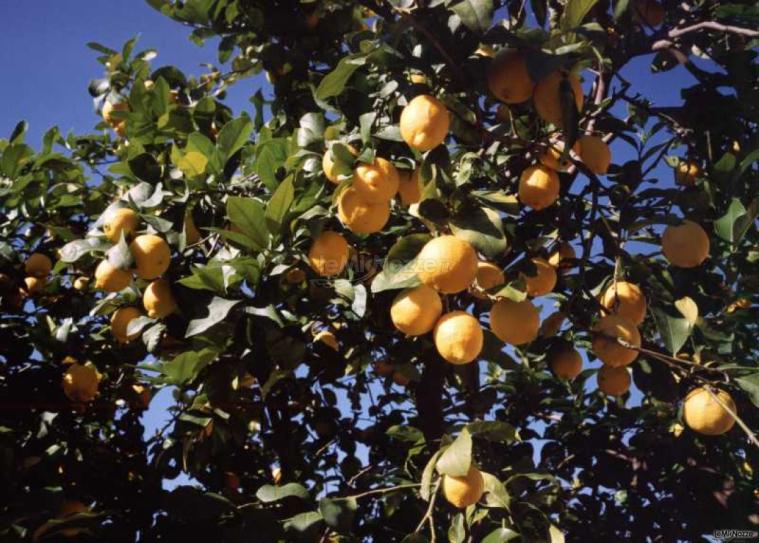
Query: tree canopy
xmin=1 ymin=0 xmax=758 ymax=541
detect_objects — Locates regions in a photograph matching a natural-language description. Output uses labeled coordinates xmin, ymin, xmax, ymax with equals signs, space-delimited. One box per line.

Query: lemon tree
xmin=1 ymin=0 xmax=758 ymax=541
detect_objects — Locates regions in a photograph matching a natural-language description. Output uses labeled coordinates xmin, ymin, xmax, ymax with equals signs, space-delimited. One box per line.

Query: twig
xmin=414 ymin=479 xmax=440 ymax=535
xmin=332 ymin=482 xmax=421 ymax=501
xmin=668 ymin=21 xmax=759 ymax=39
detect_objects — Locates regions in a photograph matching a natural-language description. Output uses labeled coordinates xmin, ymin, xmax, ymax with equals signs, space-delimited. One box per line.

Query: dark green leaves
xmin=161 ymin=348 xmax=219 ymax=385
xmin=560 ymin=0 xmax=599 ymax=30
xmin=265 ymin=175 xmax=294 ymax=235
xmin=319 ymin=497 xmax=356 ymax=533
xmin=370 ymin=234 xmax=428 ymax=293
xmin=226 ymin=196 xmax=269 ymax=249
xmin=652 ymin=308 xmax=692 ymax=355
xmin=217 ymin=116 xmax=253 ymax=162
xmin=451 ymin=0 xmax=494 ymax=34
xmin=315 ymin=53 xmax=368 ymax=101
xmin=714 ymin=198 xmax=758 ymax=245
xmin=450 ymin=207 xmax=508 ymax=258
xmin=185 ymin=296 xmax=241 ymax=337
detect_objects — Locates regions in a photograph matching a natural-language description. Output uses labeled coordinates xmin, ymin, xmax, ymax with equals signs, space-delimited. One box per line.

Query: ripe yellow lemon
xmin=143 ymin=278 xmax=177 ymax=319
xmin=675 ymin=161 xmax=700 ymax=186
xmin=683 ymin=387 xmax=736 ymax=436
xmin=313 ymin=330 xmax=340 ymax=351
xmin=519 ymin=165 xmax=560 ymax=210
xmin=533 ymin=70 xmax=584 ymax=128
xmin=597 ymin=366 xmax=631 ymax=396
xmin=600 ymin=281 xmax=647 ymax=325
xmin=308 ymin=231 xmax=350 ymax=277
xmin=390 ymin=284 xmax=443 ymax=336
xmin=522 ymin=257 xmax=557 ymax=297
xmin=353 ymin=157 xmax=400 ymax=203
xmin=102 ymin=100 xmax=128 ymax=126
xmin=337 ymin=187 xmax=391 ymax=234
xmin=130 ymin=235 xmax=171 ymax=280
xmin=539 ymin=139 xmax=581 ymax=172
xmin=400 ymin=94 xmax=450 ymax=152
xmin=103 ymin=208 xmax=139 ymax=242
xmin=578 ymin=135 xmax=611 ymax=174
xmin=397 ymin=168 xmax=422 ymax=205
xmin=472 ymin=261 xmax=505 ymax=299
xmin=25 ymin=253 xmax=52 ymax=278
xmin=433 ymin=311 xmax=483 ymax=365
xmin=416 ymin=236 xmax=478 ymax=294
xmin=488 ymin=51 xmax=534 ymax=104
xmin=73 ymin=276 xmax=90 ymax=291
xmin=547 ymin=242 xmax=576 ymax=270
xmin=94 ymin=259 xmax=132 ymax=292
xmin=323 ymin=144 xmax=357 ymax=184
xmin=62 ymin=364 xmax=100 ymax=403
xmin=634 ymin=0 xmax=665 ymax=27
xmin=591 ymin=315 xmax=640 ymax=367
xmin=490 ymin=299 xmax=540 ymax=346
xmin=442 ymin=465 xmax=485 ymax=508
xmin=24 ymin=276 xmax=46 ymax=295
xmin=111 ymin=306 xmax=143 ymax=344
xmin=661 ymin=220 xmax=710 ymax=268
xmin=550 ymin=346 xmax=583 ymax=380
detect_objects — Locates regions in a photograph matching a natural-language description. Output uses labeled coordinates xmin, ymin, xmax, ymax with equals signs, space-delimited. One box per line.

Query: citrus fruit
xmin=519 ymin=165 xmax=560 ymax=210
xmin=472 ymin=261 xmax=505 ymax=299
xmin=94 ymin=259 xmax=132 ymax=293
xmin=547 ymin=242 xmax=576 ymax=270
xmin=442 ymin=465 xmax=485 ymax=508
xmin=600 ymin=281 xmax=647 ymax=325
xmin=103 ymin=207 xmax=139 ymax=242
xmin=143 ymin=278 xmax=178 ymax=319
xmin=683 ymin=387 xmax=736 ymax=436
xmin=397 ymin=168 xmax=422 ymax=205
xmin=111 ymin=306 xmax=143 ymax=344
xmin=353 ymin=157 xmax=400 ymax=203
xmin=390 ymin=284 xmax=443 ymax=336
xmin=675 ymin=161 xmax=700 ymax=186
xmin=323 ymin=144 xmax=357 ymax=184
xmin=314 ymin=330 xmax=339 ymax=351
xmin=400 ymin=94 xmax=450 ymax=151
xmin=62 ymin=364 xmax=100 ymax=403
xmin=337 ymin=187 xmax=391 ymax=234
xmin=490 ymin=299 xmax=540 ymax=346
xmin=488 ymin=51 xmax=534 ymax=104
xmin=433 ymin=311 xmax=483 ymax=365
xmin=130 ymin=234 xmax=171 ymax=280
xmin=25 ymin=253 xmax=52 ymax=278
xmin=591 ymin=315 xmax=640 ymax=367
xmin=416 ymin=236 xmax=478 ymax=294
xmin=533 ymin=70 xmax=584 ymax=128
xmin=661 ymin=220 xmax=710 ymax=268
xmin=522 ymin=257 xmax=557 ymax=297
xmin=578 ymin=135 xmax=611 ymax=174
xmin=308 ymin=231 xmax=350 ymax=277
xmin=102 ymin=100 xmax=128 ymax=126
xmin=597 ymin=366 xmax=632 ymax=396
xmin=539 ymin=139 xmax=581 ymax=172
xmin=550 ymin=346 xmax=583 ymax=380
xmin=24 ymin=276 xmax=46 ymax=295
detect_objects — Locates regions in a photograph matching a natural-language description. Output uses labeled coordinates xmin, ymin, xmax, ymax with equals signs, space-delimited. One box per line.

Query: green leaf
xmin=256 ymin=483 xmax=310 ymax=503
xmin=451 ymin=0 xmax=494 ymax=33
xmin=254 ymin=137 xmax=289 ymax=191
xmin=420 ymin=449 xmax=444 ymax=501
xmin=319 ymin=497 xmax=356 ymax=532
xmin=217 ymin=116 xmax=253 ymax=162
xmin=481 ymin=472 xmax=511 ymax=509
xmin=613 ymin=0 xmax=630 ymax=20
xmin=161 ymin=348 xmax=219 ymax=385
xmin=436 ymin=427 xmax=472 ymax=477
xmin=448 ymin=513 xmax=466 ymax=543
xmin=652 ymin=308 xmax=691 ymax=355
xmin=59 ymin=238 xmax=106 ymax=263
xmin=315 ymin=53 xmax=368 ymax=101
xmin=482 ymin=526 xmax=520 ymax=543
xmin=466 ymin=420 xmax=519 ymax=442
xmin=735 ymin=373 xmax=759 ymax=407
xmin=265 ymin=175 xmax=295 ymax=235
xmin=106 ymin=233 xmax=134 ymax=270
xmin=714 ymin=198 xmax=747 ymax=244
xmin=185 ymin=297 xmax=241 ymax=337
xmin=227 ymin=196 xmax=269 ymax=249
xmin=282 ymin=511 xmax=323 ymax=534
xmin=560 ymin=0 xmax=599 ymax=30
xmin=450 ymin=206 xmax=508 ymax=258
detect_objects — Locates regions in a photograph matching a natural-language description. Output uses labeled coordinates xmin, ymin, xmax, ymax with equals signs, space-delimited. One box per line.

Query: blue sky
xmin=1 ymin=2 xmax=705 ymax=486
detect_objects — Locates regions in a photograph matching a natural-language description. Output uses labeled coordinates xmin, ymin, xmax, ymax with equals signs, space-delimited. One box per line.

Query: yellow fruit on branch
xmin=400 ymin=94 xmax=450 ymax=152
xmin=433 ymin=311 xmax=483 ymax=365
xmin=577 ymin=135 xmax=611 ymax=174
xmin=591 ymin=315 xmax=640 ymax=367
xmin=522 ymin=257 xmax=557 ymax=297
xmin=323 ymin=144 xmax=357 ymax=184
xmin=102 ymin=100 xmax=128 ymax=126
xmin=25 ymin=252 xmax=52 ymax=278
xmin=674 ymin=161 xmax=700 ymax=186
xmin=73 ymin=276 xmax=90 ymax=291
xmin=143 ymin=278 xmax=178 ymax=319
xmin=62 ymin=364 xmax=100 ymax=403
xmin=130 ymin=234 xmax=171 ymax=280
xmin=409 ymin=73 xmax=428 ymax=85
xmin=547 ymin=242 xmax=576 ymax=270
xmin=533 ymin=70 xmax=584 ymax=128
xmin=600 ymin=281 xmax=647 ymax=325
xmin=353 ymin=157 xmax=400 ymax=203
xmin=683 ymin=387 xmax=736 ymax=436
xmin=518 ymin=165 xmax=560 ymax=210
xmin=94 ymin=259 xmax=132 ymax=293
xmin=313 ymin=330 xmax=340 ymax=351
xmin=111 ymin=306 xmax=143 ymax=344
xmin=103 ymin=207 xmax=139 ymax=242
xmin=24 ymin=276 xmax=46 ymax=295
xmin=442 ymin=465 xmax=485 ymax=508
xmin=488 ymin=51 xmax=534 ymax=104
xmin=337 ymin=187 xmax=391 ymax=234
xmin=490 ymin=299 xmax=540 ymax=346
xmin=397 ymin=168 xmax=422 ymax=206
xmin=597 ymin=366 xmax=631 ymax=396
xmin=307 ymin=231 xmax=350 ymax=277
xmin=539 ymin=139 xmax=581 ymax=172
xmin=472 ymin=261 xmax=505 ymax=300
xmin=415 ymin=236 xmax=478 ymax=294
xmin=390 ymin=284 xmax=443 ymax=336
xmin=661 ymin=220 xmax=710 ymax=268
xmin=550 ymin=346 xmax=583 ymax=380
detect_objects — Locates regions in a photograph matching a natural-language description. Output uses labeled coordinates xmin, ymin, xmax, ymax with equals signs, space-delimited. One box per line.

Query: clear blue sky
xmin=2 ymin=1 xmax=706 ymax=485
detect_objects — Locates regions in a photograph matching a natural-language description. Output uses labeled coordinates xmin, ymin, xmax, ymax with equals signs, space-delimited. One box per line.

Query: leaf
xmin=254 ymin=137 xmax=288 ymax=190
xmin=282 ymin=511 xmax=323 ymax=534
xmin=161 ymin=348 xmax=219 ymax=385
xmin=185 ymin=297 xmax=241 ymax=337
xmin=176 ymin=150 xmax=208 ymax=178
xmin=435 ymin=427 xmax=472 ymax=477
xmin=735 ymin=373 xmax=759 ymax=407
xmin=448 ymin=513 xmax=466 ymax=543
xmin=420 ymin=449 xmax=444 ymax=501
xmin=451 ymin=0 xmax=494 ymax=34
xmin=315 ymin=53 xmax=368 ymax=100
xmin=560 ymin=0 xmax=599 ymax=30
xmin=217 ymin=116 xmax=253 ymax=162
xmin=319 ymin=497 xmax=356 ymax=532
xmin=265 ymin=175 xmax=294 ymax=235
xmin=549 ymin=525 xmax=565 ymax=543
xmin=256 ymin=483 xmax=310 ymax=503
xmin=450 ymin=207 xmax=508 ymax=258
xmin=714 ymin=198 xmax=747 ymax=244
xmin=106 ymin=234 xmax=134 ymax=270
xmin=481 ymin=472 xmax=510 ymax=509
xmin=613 ymin=0 xmax=630 ymax=20
xmin=652 ymin=308 xmax=692 ymax=355
xmin=482 ymin=527 xmax=520 ymax=543
xmin=59 ymin=239 xmax=103 ymax=263
xmin=466 ymin=420 xmax=519 ymax=442
xmin=226 ymin=196 xmax=269 ymax=249
xmin=674 ymin=297 xmax=698 ymax=325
